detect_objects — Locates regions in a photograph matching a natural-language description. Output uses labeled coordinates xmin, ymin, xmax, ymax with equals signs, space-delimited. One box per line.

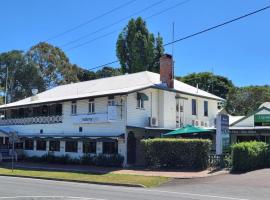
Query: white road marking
xmin=0 ymin=196 xmax=106 ymax=200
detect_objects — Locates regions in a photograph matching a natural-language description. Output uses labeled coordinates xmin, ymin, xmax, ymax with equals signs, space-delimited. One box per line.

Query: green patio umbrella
xmin=163 ymin=125 xmax=210 ymax=136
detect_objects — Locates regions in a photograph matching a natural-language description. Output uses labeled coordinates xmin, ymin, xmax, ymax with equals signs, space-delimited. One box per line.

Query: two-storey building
xmin=0 ymin=54 xmax=224 ymax=165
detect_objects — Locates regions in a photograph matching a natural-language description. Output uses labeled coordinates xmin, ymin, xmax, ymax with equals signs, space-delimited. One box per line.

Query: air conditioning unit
xmin=149 ymin=117 xmax=158 ymax=127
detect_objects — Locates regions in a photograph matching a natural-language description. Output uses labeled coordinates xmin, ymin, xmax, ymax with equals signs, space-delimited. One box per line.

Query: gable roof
xmin=230 ymin=106 xmax=270 ymax=126
xmin=0 ymin=71 xmax=223 ymax=109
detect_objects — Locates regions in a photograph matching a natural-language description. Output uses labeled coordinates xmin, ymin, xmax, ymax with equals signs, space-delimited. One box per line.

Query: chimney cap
xmin=161 ymin=53 xmax=172 ymax=59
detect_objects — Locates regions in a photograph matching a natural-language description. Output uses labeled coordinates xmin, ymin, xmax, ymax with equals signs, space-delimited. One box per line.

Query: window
xmin=71 ymin=101 xmax=77 ymax=115
xmin=25 ymin=139 xmax=34 ymax=150
xmin=102 ymin=141 xmax=118 ymax=154
xmin=180 ymin=105 xmax=184 ymax=112
xmin=49 ymin=140 xmax=60 ymax=152
xmin=83 ymin=141 xmax=96 ymax=154
xmin=65 ymin=141 xmax=78 ymax=152
xmin=36 ymin=139 xmax=46 ymax=151
xmin=137 ymin=99 xmax=144 ymax=109
xmin=204 ymin=101 xmax=208 ymax=116
xmin=88 ymin=99 xmax=95 ymax=113
xmin=192 ymin=99 xmax=197 ymax=115
xmin=79 ymin=127 xmax=83 ymax=132
xmin=108 ymin=96 xmax=115 ymax=106
xmin=15 ymin=142 xmax=24 ymax=149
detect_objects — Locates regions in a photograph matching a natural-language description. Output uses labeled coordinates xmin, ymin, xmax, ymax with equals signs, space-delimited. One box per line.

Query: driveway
xmin=0 ymin=169 xmax=270 ymax=200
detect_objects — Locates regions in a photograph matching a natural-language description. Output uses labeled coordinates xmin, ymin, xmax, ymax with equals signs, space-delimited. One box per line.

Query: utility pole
xmin=172 ymin=22 xmax=175 ymax=79
xmin=5 ymin=65 xmax=8 ymax=105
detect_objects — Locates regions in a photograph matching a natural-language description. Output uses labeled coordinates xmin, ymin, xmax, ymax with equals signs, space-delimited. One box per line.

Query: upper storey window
xmin=204 ymin=101 xmax=208 ymax=117
xmin=88 ymin=98 xmax=95 ymax=114
xmin=108 ymin=96 xmax=115 ymax=106
xmin=192 ymin=99 xmax=197 ymax=115
xmin=71 ymin=100 xmax=77 ymax=115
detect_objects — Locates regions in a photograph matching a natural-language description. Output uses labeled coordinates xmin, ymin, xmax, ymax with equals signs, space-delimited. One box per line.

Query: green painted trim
xmin=231 ymin=106 xmax=270 ymax=126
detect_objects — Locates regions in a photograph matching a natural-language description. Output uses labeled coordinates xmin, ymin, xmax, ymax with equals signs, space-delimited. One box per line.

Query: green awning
xmin=137 ymin=93 xmax=149 ymax=101
xmin=163 ymin=125 xmax=210 ymax=136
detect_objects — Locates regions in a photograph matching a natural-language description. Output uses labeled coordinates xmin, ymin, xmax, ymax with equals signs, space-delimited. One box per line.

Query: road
xmin=0 ymin=169 xmax=270 ymax=200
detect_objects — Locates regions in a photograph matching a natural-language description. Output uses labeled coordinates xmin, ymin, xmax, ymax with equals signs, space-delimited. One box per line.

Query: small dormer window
xmin=71 ymin=100 xmax=77 ymax=115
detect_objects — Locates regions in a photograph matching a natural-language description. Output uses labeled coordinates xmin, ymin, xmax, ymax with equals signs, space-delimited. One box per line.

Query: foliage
xmin=0 ymin=50 xmax=45 ymax=103
xmin=231 ymin=141 xmax=269 ymax=172
xmin=116 ymin=17 xmax=164 ymax=74
xmin=141 ymin=138 xmax=211 ymax=170
xmin=95 ymin=66 xmax=122 ymax=78
xmin=226 ymin=86 xmax=270 ymax=116
xmin=177 ymin=72 xmax=234 ymax=99
xmin=23 ymin=153 xmax=124 ymax=167
xmin=25 ymin=42 xmax=79 ymax=89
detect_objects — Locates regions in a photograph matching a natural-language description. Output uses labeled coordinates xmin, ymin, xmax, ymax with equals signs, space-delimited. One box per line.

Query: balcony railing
xmin=0 ymin=115 xmax=63 ymax=126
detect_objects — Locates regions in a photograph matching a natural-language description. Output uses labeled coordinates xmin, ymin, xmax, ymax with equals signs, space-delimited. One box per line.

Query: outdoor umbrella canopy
xmin=163 ymin=125 xmax=210 ymax=136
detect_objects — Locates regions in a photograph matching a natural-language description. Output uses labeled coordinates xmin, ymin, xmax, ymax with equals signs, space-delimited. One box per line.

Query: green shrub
xmin=92 ymin=154 xmax=124 ymax=167
xmin=141 ymin=138 xmax=211 ymax=170
xmin=231 ymin=141 xmax=269 ymax=172
xmin=22 ymin=153 xmax=124 ymax=167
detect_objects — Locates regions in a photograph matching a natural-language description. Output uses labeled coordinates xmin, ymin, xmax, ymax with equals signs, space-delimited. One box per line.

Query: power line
xmin=45 ymin=0 xmax=137 ymax=42
xmin=60 ymin=0 xmax=167 ymax=48
xmin=163 ymin=5 xmax=270 ymax=46
xmin=86 ymin=5 xmax=270 ymax=71
xmin=65 ymin=0 xmax=191 ymax=51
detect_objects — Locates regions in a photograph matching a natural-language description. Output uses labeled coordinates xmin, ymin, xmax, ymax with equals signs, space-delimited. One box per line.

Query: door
xmin=127 ymin=132 xmax=137 ymax=165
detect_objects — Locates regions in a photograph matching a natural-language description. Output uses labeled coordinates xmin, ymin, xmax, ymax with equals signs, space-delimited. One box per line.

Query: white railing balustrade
xmin=0 ymin=115 xmax=62 ymax=126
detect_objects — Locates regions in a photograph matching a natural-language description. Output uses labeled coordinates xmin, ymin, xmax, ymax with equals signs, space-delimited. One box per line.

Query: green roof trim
xmin=230 ymin=106 xmax=270 ymax=126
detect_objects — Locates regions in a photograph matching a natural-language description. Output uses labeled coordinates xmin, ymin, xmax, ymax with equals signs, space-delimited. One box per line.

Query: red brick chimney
xmin=159 ymin=54 xmax=174 ymax=88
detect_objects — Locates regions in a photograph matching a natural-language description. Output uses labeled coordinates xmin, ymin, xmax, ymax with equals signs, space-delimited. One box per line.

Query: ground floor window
xmin=102 ymin=141 xmax=118 ymax=154
xmin=65 ymin=141 xmax=78 ymax=152
xmin=49 ymin=140 xmax=60 ymax=152
xmin=24 ymin=139 xmax=34 ymax=150
xmin=15 ymin=142 xmax=24 ymax=149
xmin=83 ymin=141 xmax=96 ymax=154
xmin=36 ymin=139 xmax=46 ymax=151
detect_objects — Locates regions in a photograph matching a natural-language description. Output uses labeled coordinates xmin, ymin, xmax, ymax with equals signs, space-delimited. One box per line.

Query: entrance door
xmin=127 ymin=132 xmax=137 ymax=165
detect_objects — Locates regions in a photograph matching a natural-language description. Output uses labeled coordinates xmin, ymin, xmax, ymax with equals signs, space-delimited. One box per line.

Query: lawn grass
xmin=0 ymin=167 xmax=169 ymax=188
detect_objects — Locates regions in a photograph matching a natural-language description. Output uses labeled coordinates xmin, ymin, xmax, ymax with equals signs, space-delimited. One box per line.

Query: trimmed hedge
xmin=141 ymin=138 xmax=211 ymax=170
xmin=231 ymin=141 xmax=269 ymax=172
xmin=22 ymin=153 xmax=124 ymax=167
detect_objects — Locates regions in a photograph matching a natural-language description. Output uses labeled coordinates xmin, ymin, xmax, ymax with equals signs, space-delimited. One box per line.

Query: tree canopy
xmin=225 ymin=86 xmax=270 ymax=116
xmin=177 ymin=72 xmax=234 ymax=99
xmin=116 ymin=17 xmax=164 ymax=74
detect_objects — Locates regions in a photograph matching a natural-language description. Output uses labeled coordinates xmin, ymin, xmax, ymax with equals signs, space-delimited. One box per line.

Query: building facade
xmin=0 ymin=54 xmax=223 ymax=165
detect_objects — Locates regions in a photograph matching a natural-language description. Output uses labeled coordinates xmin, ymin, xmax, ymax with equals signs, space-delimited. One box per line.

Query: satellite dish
xmin=31 ymin=88 xmax=38 ymax=95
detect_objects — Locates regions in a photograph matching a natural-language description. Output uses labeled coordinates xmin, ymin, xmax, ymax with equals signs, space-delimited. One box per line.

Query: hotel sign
xmin=254 ymin=114 xmax=270 ymax=123
xmin=216 ymin=114 xmax=229 ymax=155
xmin=73 ymin=114 xmax=108 ymax=124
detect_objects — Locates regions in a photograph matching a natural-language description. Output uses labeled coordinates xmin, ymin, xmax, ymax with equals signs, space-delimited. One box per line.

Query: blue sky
xmin=0 ymin=0 xmax=269 ymax=86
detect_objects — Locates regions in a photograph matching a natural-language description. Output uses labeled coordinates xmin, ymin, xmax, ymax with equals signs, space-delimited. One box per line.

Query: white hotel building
xmin=0 ymin=54 xmax=223 ymax=165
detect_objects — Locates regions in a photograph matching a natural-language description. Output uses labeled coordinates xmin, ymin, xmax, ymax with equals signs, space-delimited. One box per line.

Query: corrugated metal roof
xmin=0 ymin=71 xmax=223 ymax=109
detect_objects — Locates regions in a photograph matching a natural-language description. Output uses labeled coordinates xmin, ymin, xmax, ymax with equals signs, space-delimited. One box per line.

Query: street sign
xmin=216 ymin=114 xmax=229 ymax=155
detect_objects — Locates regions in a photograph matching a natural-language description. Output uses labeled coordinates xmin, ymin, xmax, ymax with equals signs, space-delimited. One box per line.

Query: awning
xmin=0 ymin=127 xmax=17 ymax=137
xmin=163 ymin=125 xmax=210 ymax=136
xmin=20 ymin=133 xmax=125 ymax=140
xmin=137 ymin=93 xmax=149 ymax=101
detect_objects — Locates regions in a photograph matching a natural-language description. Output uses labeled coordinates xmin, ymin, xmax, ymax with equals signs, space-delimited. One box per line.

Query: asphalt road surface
xmin=0 ymin=169 xmax=270 ymax=200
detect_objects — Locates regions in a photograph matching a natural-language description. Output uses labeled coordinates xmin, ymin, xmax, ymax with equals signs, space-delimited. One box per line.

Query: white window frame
xmin=108 ymin=99 xmax=115 ymax=106
xmin=71 ymin=101 xmax=77 ymax=115
xmin=137 ymin=99 xmax=144 ymax=109
xmin=88 ymin=100 xmax=95 ymax=114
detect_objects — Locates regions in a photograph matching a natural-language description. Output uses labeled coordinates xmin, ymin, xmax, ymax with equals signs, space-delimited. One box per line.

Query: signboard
xmin=216 ymin=114 xmax=229 ymax=155
xmin=73 ymin=113 xmax=108 ymax=124
xmin=254 ymin=114 xmax=270 ymax=123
